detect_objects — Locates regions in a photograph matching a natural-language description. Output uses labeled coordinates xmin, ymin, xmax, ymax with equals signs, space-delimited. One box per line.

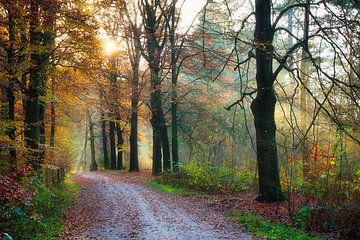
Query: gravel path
xmin=62 ymin=172 xmax=251 ymax=240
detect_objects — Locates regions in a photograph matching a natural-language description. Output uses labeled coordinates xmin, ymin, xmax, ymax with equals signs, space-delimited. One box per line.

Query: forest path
xmin=62 ymin=171 xmax=251 ymax=240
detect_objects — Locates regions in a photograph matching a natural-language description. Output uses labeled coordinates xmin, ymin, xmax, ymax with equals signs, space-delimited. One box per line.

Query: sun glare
xmin=103 ymin=39 xmax=118 ymax=55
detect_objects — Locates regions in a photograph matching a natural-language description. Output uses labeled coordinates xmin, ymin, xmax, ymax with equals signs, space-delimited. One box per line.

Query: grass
xmin=146 ymin=181 xmax=194 ymax=196
xmin=0 ymin=175 xmax=80 ymax=239
xmin=229 ymin=212 xmax=323 ymax=240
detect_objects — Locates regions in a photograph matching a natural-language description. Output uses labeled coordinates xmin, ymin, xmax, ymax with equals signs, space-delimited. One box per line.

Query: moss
xmin=146 ymin=181 xmax=194 ymax=196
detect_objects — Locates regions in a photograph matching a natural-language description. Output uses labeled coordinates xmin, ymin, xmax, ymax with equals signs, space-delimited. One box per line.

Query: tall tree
xmin=115 ymin=113 xmax=124 ymax=170
xmin=108 ymin=58 xmax=118 ymax=170
xmin=169 ymin=0 xmax=179 ymax=173
xmin=250 ymin=0 xmax=285 ymax=202
xmin=139 ymin=0 xmax=171 ymax=175
xmin=88 ymin=111 xmax=98 ymax=171
xmin=100 ymin=89 xmax=109 ymax=169
xmin=39 ymin=0 xmax=56 ymax=160
xmin=299 ymin=0 xmax=311 ymax=179
xmin=3 ymin=1 xmax=19 ymax=167
xmin=123 ymin=1 xmax=141 ymax=172
xmin=25 ymin=0 xmax=42 ymax=169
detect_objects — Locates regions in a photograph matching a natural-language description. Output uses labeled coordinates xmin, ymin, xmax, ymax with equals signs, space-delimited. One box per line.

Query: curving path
xmin=62 ymin=172 xmax=252 ymax=240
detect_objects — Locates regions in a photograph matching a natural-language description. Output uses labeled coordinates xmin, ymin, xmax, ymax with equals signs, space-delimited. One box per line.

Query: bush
xmin=293 ymin=205 xmax=360 ymax=240
xmin=0 ymin=173 xmax=79 ymax=239
xmin=159 ymin=162 xmax=255 ymax=193
xmin=229 ymin=212 xmax=322 ymax=240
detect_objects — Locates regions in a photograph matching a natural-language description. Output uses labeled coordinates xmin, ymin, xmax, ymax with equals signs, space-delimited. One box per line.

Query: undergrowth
xmin=0 ymin=174 xmax=79 ymax=239
xmin=229 ymin=212 xmax=323 ymax=240
xmin=157 ymin=161 xmax=255 ymax=193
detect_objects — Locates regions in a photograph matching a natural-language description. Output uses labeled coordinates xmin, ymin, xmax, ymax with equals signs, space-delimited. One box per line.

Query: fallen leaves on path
xmin=62 ymin=171 xmax=251 ymax=240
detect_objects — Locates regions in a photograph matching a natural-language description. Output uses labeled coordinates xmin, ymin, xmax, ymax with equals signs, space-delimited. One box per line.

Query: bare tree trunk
xmin=251 ymin=0 xmax=285 ymax=202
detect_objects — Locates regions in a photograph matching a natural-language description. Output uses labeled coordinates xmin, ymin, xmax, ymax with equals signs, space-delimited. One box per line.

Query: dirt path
xmin=62 ymin=172 xmax=251 ymax=240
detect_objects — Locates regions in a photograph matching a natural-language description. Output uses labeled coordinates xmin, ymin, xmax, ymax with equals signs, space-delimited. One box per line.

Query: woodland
xmin=0 ymin=0 xmax=359 ymax=239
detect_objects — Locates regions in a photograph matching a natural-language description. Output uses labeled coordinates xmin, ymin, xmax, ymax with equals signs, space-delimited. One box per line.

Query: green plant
xmin=159 ymin=162 xmax=255 ymax=193
xmin=229 ymin=212 xmax=322 ymax=240
xmin=292 ymin=205 xmax=360 ymax=239
xmin=0 ymin=174 xmax=79 ymax=239
xmin=146 ymin=181 xmax=193 ymax=196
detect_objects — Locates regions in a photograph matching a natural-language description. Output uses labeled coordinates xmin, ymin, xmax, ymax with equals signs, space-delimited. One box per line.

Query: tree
xmin=299 ymin=0 xmax=311 ymax=179
xmin=25 ymin=0 xmax=43 ymax=169
xmin=100 ymin=89 xmax=110 ymax=169
xmin=88 ymin=111 xmax=98 ymax=171
xmin=123 ymin=0 xmax=141 ymax=172
xmin=250 ymin=0 xmax=285 ymax=202
xmin=115 ymin=112 xmax=124 ymax=169
xmin=106 ymin=55 xmax=118 ymax=170
xmin=139 ymin=0 xmax=171 ymax=175
xmin=1 ymin=0 xmax=22 ymax=169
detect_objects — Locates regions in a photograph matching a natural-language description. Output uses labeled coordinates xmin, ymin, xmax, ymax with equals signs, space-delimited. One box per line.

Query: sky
xmin=100 ymin=0 xmax=207 ymax=53
xmin=178 ymin=0 xmax=207 ymax=32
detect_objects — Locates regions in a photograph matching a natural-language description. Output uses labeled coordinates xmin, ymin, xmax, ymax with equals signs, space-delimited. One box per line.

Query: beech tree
xmin=250 ymin=0 xmax=285 ymax=202
xmin=139 ymin=0 xmax=171 ymax=175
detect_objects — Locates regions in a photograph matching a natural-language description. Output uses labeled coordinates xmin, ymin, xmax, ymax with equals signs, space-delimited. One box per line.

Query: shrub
xmin=0 ymin=174 xmax=79 ymax=239
xmin=159 ymin=162 xmax=255 ymax=193
xmin=293 ymin=205 xmax=360 ymax=240
xmin=229 ymin=212 xmax=322 ymax=240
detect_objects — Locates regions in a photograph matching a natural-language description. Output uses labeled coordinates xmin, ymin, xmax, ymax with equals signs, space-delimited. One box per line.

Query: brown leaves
xmin=0 ymin=176 xmax=31 ymax=204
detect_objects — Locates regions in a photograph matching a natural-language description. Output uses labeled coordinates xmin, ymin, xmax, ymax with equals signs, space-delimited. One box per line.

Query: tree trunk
xmin=300 ymin=0 xmax=311 ymax=180
xmin=160 ymin=114 xmax=171 ymax=171
xmin=6 ymin=6 xmax=17 ymax=166
xmin=149 ymin=68 xmax=163 ymax=175
xmin=99 ymin=90 xmax=109 ymax=169
xmin=38 ymin=0 xmax=56 ymax=162
xmin=25 ymin=0 xmax=42 ymax=169
xmin=129 ymin=43 xmax=140 ymax=172
xmin=50 ymin=83 xmax=55 ymax=148
xmin=129 ymin=100 xmax=139 ymax=171
xmin=101 ymin=111 xmax=109 ymax=169
xmin=115 ymin=116 xmax=124 ymax=170
xmin=142 ymin=1 xmax=171 ymax=175
xmin=251 ymin=0 xmax=285 ymax=202
xmin=38 ymin=102 xmax=46 ymax=159
xmin=152 ymin=127 xmax=162 ymax=176
xmin=82 ymin=122 xmax=88 ymax=171
xmin=88 ymin=111 xmax=97 ymax=171
xmin=170 ymin=0 xmax=179 ymax=173
xmin=109 ymin=116 xmax=117 ymax=170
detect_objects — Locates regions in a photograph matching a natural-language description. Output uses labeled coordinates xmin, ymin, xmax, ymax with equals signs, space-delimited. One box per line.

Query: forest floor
xmin=61 ymin=171 xmax=252 ymax=240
